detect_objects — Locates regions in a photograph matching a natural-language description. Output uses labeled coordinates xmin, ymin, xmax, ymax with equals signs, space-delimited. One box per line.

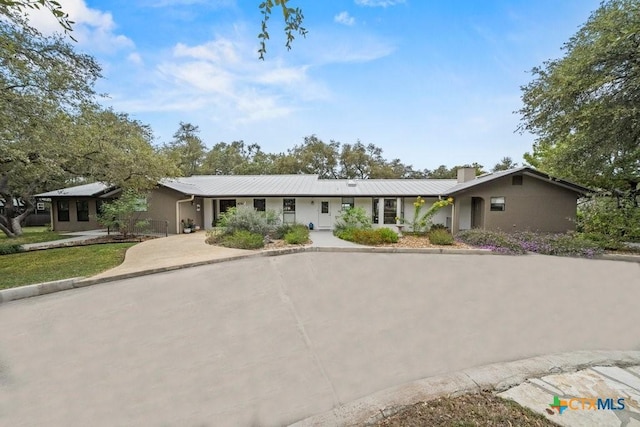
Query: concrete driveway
xmin=0 ymin=253 xmax=638 ymax=426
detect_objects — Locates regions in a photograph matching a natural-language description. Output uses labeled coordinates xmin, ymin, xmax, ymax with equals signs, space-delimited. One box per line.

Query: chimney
xmin=457 ymin=167 xmax=476 ymax=183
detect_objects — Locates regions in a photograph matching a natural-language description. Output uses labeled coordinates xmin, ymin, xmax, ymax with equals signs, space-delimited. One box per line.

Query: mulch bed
xmin=381 ymin=234 xmax=471 ymax=249
xmin=375 ymin=392 xmax=558 ymax=427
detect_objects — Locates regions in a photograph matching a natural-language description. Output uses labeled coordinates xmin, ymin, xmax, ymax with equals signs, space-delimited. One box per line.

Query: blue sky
xmin=29 ymin=0 xmax=601 ymax=171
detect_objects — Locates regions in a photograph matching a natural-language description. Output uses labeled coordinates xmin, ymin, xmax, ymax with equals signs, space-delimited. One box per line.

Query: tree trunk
xmin=0 ymin=220 xmax=17 ymax=238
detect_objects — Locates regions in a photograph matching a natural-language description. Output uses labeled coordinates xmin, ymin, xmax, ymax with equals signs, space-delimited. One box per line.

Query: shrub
xmin=218 ymin=205 xmax=281 ymax=236
xmin=272 ymin=223 xmax=293 ymax=240
xmin=429 ymin=223 xmax=448 ymax=232
xmin=456 ymin=229 xmax=604 ymax=257
xmin=220 ymin=230 xmax=264 ymax=249
xmin=428 ymin=229 xmax=454 ymax=245
xmin=337 ymin=228 xmax=398 ymax=245
xmin=0 ymin=243 xmax=23 ymax=255
xmin=284 ymin=224 xmax=310 ymax=244
xmin=456 ymin=229 xmax=525 ymax=254
xmin=577 ymin=196 xmax=640 ymax=243
xmin=352 ymin=229 xmax=383 ymax=245
xmin=405 ymin=196 xmax=454 ymax=233
xmin=334 ymin=207 xmax=372 ymax=234
xmin=377 ymin=227 xmax=399 ymax=243
xmin=204 ymin=228 xmax=226 ymax=245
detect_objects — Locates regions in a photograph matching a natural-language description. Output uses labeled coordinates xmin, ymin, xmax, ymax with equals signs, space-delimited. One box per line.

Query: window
xmin=58 ymin=200 xmax=70 ymax=222
xmin=372 ymin=198 xmax=379 ymax=223
xmin=219 ymin=199 xmax=236 ymax=213
xmin=283 ymin=198 xmax=296 ymax=212
xmin=490 ymin=197 xmax=506 ymax=211
xmin=254 ymin=199 xmax=266 ymax=212
xmin=36 ymin=202 xmax=45 ymax=211
xmin=283 ymin=198 xmax=296 ymax=224
xmin=383 ymin=198 xmax=397 ymax=224
xmin=341 ymin=197 xmax=354 ymax=211
xmin=512 ymin=175 xmax=523 ymax=186
xmin=76 ymin=200 xmax=89 ymax=221
xmin=321 ymin=201 xmax=329 ymax=214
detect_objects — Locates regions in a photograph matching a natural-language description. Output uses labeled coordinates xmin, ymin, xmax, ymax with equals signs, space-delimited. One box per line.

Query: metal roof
xmin=160 ymin=175 xmax=457 ymax=197
xmin=447 ymin=167 xmax=591 ymax=195
xmin=35 ymin=168 xmax=591 ymax=198
xmin=36 ymin=182 xmax=113 ymax=197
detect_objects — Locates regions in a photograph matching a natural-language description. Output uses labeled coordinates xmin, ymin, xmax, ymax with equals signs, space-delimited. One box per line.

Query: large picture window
xmin=58 ymin=200 xmax=70 ymax=222
xmin=76 ymin=200 xmax=89 ymax=222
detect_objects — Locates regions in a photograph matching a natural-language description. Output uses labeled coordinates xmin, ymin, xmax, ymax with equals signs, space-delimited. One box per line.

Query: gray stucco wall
xmin=51 ymin=197 xmax=102 ymax=232
xmin=453 ymin=174 xmax=579 ymax=233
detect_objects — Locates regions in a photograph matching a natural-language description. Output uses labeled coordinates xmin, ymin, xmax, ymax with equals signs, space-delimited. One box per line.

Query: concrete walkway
xmin=89 ymin=230 xmax=360 ymax=280
xmin=91 ymin=232 xmax=250 ymax=279
xmin=21 ymin=229 xmax=112 ymax=250
xmin=309 ymin=230 xmax=363 ymax=248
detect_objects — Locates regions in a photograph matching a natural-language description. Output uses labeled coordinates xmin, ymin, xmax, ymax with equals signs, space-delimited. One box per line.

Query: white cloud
xmin=110 ymin=35 xmax=328 ymax=127
xmin=334 ymin=11 xmax=356 ymax=26
xmin=355 ymin=0 xmax=405 ymax=7
xmin=127 ymin=53 xmax=144 ymax=66
xmin=25 ymin=0 xmax=135 ymax=54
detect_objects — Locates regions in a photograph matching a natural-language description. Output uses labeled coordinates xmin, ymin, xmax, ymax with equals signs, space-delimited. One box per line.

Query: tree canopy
xmin=0 ymin=9 xmax=176 ymax=237
xmin=518 ymin=0 xmax=640 ymax=196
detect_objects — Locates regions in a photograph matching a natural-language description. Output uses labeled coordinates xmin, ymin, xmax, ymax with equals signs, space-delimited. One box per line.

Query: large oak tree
xmin=519 ymin=0 xmax=640 ymax=197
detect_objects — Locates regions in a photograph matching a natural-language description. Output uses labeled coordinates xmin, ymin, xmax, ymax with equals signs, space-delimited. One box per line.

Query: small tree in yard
xmin=97 ymin=189 xmax=149 ymax=238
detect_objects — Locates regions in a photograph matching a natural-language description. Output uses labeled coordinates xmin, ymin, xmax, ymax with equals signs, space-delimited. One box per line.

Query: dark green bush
xmin=429 ymin=223 xmax=448 ymax=232
xmin=284 ymin=224 xmax=310 ymax=244
xmin=220 ymin=230 xmax=264 ymax=249
xmin=428 ymin=228 xmax=454 ymax=245
xmin=0 ymin=243 xmax=23 ymax=255
xmin=337 ymin=228 xmax=397 ymax=245
xmin=352 ymin=229 xmax=383 ymax=245
xmin=272 ymin=223 xmax=293 ymax=240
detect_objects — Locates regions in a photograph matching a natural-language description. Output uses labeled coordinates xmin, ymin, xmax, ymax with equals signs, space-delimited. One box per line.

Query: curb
xmin=289 ymin=350 xmax=640 ymax=426
xmin=0 ymin=247 xmax=492 ymax=304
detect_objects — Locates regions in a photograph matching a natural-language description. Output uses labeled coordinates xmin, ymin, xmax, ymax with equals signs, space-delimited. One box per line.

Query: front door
xmin=471 ymin=197 xmax=484 ymax=229
xmin=318 ymin=200 xmax=331 ymax=228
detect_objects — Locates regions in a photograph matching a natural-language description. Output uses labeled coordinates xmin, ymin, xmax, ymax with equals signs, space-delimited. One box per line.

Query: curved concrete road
xmin=0 ymin=253 xmax=638 ymax=426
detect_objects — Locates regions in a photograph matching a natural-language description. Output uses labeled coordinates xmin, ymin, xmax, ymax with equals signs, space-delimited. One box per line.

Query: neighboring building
xmin=35 ymin=167 xmax=591 ymax=235
xmin=0 ymin=198 xmax=51 ymax=227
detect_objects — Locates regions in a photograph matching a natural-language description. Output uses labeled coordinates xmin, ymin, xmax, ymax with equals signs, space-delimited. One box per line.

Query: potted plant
xmin=181 ymin=219 xmax=192 ymax=233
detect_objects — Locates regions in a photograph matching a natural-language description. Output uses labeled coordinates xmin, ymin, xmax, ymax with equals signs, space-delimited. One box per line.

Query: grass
xmin=0 ymin=226 xmax=68 ymax=245
xmin=0 ymin=243 xmax=136 ymax=289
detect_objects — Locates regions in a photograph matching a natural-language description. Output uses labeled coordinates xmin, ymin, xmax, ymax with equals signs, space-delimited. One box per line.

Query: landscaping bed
xmin=375 ymin=392 xmax=558 ymax=426
xmin=381 ymin=234 xmax=470 ymax=249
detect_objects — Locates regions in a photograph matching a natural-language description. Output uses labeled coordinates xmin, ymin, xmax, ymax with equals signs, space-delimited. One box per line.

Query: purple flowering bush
xmin=456 ymin=229 xmax=603 ymax=258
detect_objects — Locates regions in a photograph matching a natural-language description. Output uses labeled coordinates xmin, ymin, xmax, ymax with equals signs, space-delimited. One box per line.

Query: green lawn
xmin=0 ymin=226 xmax=68 ymax=245
xmin=0 ymin=243 xmax=136 ymax=289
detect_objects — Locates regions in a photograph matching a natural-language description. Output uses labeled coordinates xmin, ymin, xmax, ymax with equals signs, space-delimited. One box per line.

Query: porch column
xmin=203 ymin=198 xmax=214 ymax=230
xmin=396 ymin=197 xmax=402 ymax=223
xmin=451 ymin=200 xmax=458 ymax=234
